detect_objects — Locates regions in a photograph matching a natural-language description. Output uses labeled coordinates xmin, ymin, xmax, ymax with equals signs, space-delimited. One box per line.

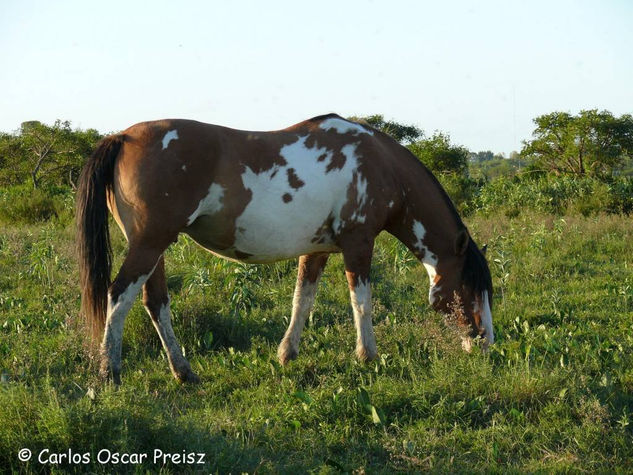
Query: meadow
xmin=1 ymin=201 xmax=633 ymax=473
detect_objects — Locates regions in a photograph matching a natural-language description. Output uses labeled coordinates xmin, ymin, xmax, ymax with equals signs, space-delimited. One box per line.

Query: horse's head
xmin=428 ymin=229 xmax=494 ymax=350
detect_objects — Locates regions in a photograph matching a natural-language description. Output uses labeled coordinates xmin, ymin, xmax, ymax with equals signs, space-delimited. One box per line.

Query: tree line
xmin=0 ymin=110 xmax=632 ymax=192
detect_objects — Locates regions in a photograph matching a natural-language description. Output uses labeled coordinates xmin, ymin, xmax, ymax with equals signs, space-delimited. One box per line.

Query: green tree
xmin=348 ymin=114 xmax=423 ymax=144
xmin=0 ymin=132 xmax=24 ymax=186
xmin=521 ymin=110 xmax=633 ymax=177
xmin=407 ymin=132 xmax=469 ymax=176
xmin=0 ymin=120 xmax=101 ymax=188
xmin=469 ymin=150 xmax=495 ymax=163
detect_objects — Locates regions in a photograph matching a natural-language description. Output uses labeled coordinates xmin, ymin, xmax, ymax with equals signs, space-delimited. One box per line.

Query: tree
xmin=469 ymin=150 xmax=494 ymax=163
xmin=0 ymin=120 xmax=102 ymax=188
xmin=0 ymin=132 xmax=24 ymax=186
xmin=407 ymin=132 xmax=469 ymax=176
xmin=521 ymin=110 xmax=633 ymax=177
xmin=348 ymin=114 xmax=423 ymax=144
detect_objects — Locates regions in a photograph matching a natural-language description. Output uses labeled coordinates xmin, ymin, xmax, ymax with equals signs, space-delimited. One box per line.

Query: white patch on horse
xmin=412 ymin=220 xmax=440 ymax=304
xmin=145 ymin=300 xmax=188 ymax=368
xmin=181 ymin=164 xmax=187 ymax=171
xmin=349 ymin=172 xmax=369 ymax=224
xmin=388 ymin=200 xmax=394 ymax=208
xmin=102 ymin=271 xmax=153 ymax=371
xmin=319 ymin=118 xmax=373 ymax=136
xmin=186 ymin=183 xmax=225 ymax=226
xmin=461 ymin=336 xmax=473 ymax=352
xmin=106 ymin=275 xmax=150 ymax=333
xmin=279 ymin=281 xmax=318 ymax=359
xmin=480 ymin=290 xmax=494 ymax=346
xmin=350 ymin=278 xmax=377 ymax=360
xmin=162 ymin=130 xmax=179 ymax=150
xmin=233 ymin=136 xmax=362 ymax=261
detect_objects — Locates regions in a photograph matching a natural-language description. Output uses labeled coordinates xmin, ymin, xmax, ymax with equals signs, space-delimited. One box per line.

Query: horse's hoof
xmin=173 ymin=366 xmax=200 ymax=384
xmin=277 ymin=342 xmax=298 ymax=366
xmin=356 ymin=345 xmax=378 ymax=363
xmin=99 ymin=366 xmax=121 ymax=385
xmin=179 ymin=371 xmax=201 ymax=384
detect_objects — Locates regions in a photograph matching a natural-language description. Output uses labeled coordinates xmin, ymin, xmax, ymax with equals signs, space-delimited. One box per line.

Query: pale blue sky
xmin=1 ymin=0 xmax=631 ymax=154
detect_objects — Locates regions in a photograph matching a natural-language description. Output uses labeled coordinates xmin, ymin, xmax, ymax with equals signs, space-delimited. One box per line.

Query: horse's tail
xmin=76 ymin=135 xmax=123 ymax=342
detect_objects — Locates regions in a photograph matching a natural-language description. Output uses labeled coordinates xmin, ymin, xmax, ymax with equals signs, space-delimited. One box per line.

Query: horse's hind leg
xmin=143 ymin=256 xmax=199 ymax=383
xmin=100 ymin=245 xmax=164 ymax=384
xmin=278 ymin=253 xmax=329 ymax=365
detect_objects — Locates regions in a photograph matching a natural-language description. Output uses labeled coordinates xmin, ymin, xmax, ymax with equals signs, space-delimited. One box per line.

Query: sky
xmin=1 ymin=0 xmax=632 ymax=154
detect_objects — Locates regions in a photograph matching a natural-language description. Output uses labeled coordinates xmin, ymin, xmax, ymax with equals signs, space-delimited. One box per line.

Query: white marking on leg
xmin=102 ymin=272 xmax=152 ymax=375
xmin=388 ymin=200 xmax=394 ymax=208
xmin=461 ymin=336 xmax=473 ymax=352
xmin=181 ymin=164 xmax=187 ymax=171
xmin=350 ymin=278 xmax=376 ymax=360
xmin=480 ymin=290 xmax=494 ymax=346
xmin=319 ymin=117 xmax=373 ymax=136
xmin=186 ymin=182 xmax=225 ymax=225
xmin=412 ymin=220 xmax=441 ymax=304
xmin=145 ymin=300 xmax=190 ymax=374
xmin=279 ymin=281 xmax=318 ymax=363
xmin=162 ymin=129 xmax=179 ymax=150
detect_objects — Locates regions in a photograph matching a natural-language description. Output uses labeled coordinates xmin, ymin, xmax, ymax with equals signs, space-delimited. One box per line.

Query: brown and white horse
xmin=77 ymin=114 xmax=493 ymax=384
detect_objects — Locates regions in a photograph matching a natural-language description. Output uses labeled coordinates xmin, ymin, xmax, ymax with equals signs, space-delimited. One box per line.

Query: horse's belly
xmin=232 ymin=209 xmax=340 ymax=262
xmin=184 ymin=199 xmax=340 ymax=263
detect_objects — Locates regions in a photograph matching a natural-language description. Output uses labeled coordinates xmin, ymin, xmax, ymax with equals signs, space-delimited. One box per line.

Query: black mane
xmin=462 ymin=238 xmax=493 ymax=307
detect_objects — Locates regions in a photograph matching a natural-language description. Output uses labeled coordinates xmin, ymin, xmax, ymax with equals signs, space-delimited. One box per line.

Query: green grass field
xmin=1 ymin=212 xmax=632 ymax=473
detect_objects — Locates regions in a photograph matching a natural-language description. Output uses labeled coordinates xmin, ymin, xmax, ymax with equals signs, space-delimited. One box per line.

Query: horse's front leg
xmin=277 ymin=253 xmax=329 ymax=365
xmin=341 ymin=236 xmax=377 ymax=362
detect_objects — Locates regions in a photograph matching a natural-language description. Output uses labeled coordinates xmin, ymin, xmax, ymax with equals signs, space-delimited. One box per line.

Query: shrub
xmin=437 ymin=174 xmax=480 ymax=214
xmin=0 ymin=184 xmax=73 ymax=224
xmin=467 ymin=176 xmax=633 ymax=217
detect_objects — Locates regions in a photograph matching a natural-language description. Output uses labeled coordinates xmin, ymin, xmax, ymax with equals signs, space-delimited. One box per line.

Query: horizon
xmin=1 ymin=0 xmax=632 ymax=155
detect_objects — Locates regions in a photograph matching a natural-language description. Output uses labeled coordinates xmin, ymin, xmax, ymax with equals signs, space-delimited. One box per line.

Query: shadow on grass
xmin=0 ymin=398 xmax=272 ymax=473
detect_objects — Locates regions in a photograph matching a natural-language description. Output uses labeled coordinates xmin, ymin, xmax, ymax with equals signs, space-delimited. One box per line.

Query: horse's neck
xmin=387 ymin=165 xmax=462 ymax=266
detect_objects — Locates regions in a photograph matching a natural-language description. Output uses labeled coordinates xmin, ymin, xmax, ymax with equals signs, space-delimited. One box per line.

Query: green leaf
xmin=371 ymin=405 xmax=383 ymax=425
xmin=292 ymin=391 xmax=312 ymax=405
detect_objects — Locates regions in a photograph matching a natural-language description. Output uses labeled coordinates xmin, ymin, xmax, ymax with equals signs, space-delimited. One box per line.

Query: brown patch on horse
xmin=286 ymin=168 xmax=305 ymax=189
xmin=297 ymin=252 xmax=329 ymax=283
xmin=301 ymin=134 xmax=349 ymax=173
xmin=310 ymin=216 xmax=335 ymax=244
xmin=282 ymin=193 xmax=293 ymax=203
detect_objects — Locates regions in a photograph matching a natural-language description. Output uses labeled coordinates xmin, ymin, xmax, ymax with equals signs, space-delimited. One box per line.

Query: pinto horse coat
xmin=77 ymin=114 xmax=493 ymax=384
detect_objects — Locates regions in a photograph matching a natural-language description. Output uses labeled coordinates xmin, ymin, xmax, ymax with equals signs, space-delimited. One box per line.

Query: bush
xmin=466 ymin=176 xmax=633 ymax=217
xmin=437 ymin=174 xmax=480 ymax=214
xmin=0 ymin=184 xmax=73 ymax=224
xmin=606 ymin=177 xmax=633 ymax=214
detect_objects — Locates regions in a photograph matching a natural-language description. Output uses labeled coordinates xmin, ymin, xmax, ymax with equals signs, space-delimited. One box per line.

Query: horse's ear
xmin=481 ymin=244 xmax=488 ymax=256
xmin=454 ymin=229 xmax=469 ymax=256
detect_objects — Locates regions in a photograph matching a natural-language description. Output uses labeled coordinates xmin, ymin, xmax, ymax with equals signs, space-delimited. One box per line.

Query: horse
xmin=76 ymin=113 xmax=493 ymax=384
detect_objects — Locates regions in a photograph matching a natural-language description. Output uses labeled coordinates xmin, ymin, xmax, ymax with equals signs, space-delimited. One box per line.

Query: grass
xmin=1 ymin=212 xmax=632 ymax=473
